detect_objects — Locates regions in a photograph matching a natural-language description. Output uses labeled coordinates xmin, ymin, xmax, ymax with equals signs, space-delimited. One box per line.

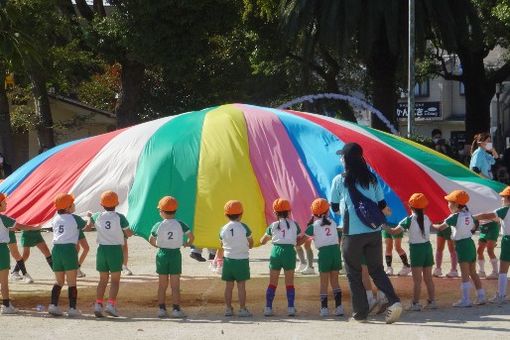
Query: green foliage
xmin=77 ymin=64 xmax=120 ymax=112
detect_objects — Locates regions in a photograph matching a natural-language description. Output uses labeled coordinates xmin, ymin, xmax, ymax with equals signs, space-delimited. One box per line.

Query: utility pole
xmin=407 ymin=0 xmax=415 ymax=138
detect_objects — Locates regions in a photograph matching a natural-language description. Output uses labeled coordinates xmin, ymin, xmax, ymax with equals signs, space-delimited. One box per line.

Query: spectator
xmin=0 ymin=152 xmax=13 ymax=179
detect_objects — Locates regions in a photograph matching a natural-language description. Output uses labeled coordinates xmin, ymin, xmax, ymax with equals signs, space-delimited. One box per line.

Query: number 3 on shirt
xmin=105 ymin=221 xmax=111 ymax=230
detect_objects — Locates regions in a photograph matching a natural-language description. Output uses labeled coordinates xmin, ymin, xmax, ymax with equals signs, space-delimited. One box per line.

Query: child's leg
xmin=477 ymin=241 xmax=486 ymax=273
xmin=394 ymin=238 xmax=410 ymax=268
xmin=423 ymin=267 xmax=435 ymax=302
xmin=0 ymin=269 xmax=9 ymax=304
xmin=122 ymin=241 xmax=128 ymax=267
xmin=487 ymin=241 xmax=498 ymax=273
xmin=22 ymin=247 xmax=30 ymax=262
xmin=385 ymin=238 xmax=393 ymax=268
xmin=65 ymin=270 xmax=78 ymax=309
xmin=36 ymin=242 xmax=53 ymax=269
xmin=447 ymin=240 xmax=458 ymax=271
xmin=330 ymin=271 xmax=341 ymax=307
xmin=361 ymin=265 xmax=374 ymax=299
xmin=304 ymin=239 xmax=314 ymax=268
xmin=51 ymin=272 xmax=65 ymax=306
xmin=284 ymin=270 xmax=295 ymax=308
xmin=266 ymin=269 xmax=279 ymax=308
xmin=320 ymin=272 xmax=329 ymax=309
xmin=237 ymin=281 xmax=247 ymax=309
xmin=8 ymin=243 xmax=27 ymax=275
xmin=411 ymin=267 xmax=422 ymax=303
xmin=459 ymin=262 xmax=472 ymax=302
xmin=78 ymin=239 xmax=89 ymax=266
xmin=224 ymin=281 xmax=234 ymax=309
xmin=108 ymin=272 xmax=121 ymax=304
xmin=170 ymin=274 xmax=181 ymax=309
xmin=97 ymin=272 xmax=109 ymax=304
xmin=158 ymin=275 xmax=169 ymax=309
xmin=498 ymin=261 xmax=509 ymax=297
xmin=296 ymin=245 xmax=306 ymax=266
xmin=468 ymin=262 xmax=482 ymax=290
xmin=435 ymin=236 xmax=445 ymax=270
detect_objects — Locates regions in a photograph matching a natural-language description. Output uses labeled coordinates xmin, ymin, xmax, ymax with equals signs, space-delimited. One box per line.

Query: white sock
xmin=477 ymin=288 xmax=486 ymax=299
xmin=461 ymin=282 xmax=471 ymax=301
xmin=478 ymin=259 xmax=485 ymax=273
xmin=490 ymin=258 xmax=498 ymax=273
xmin=498 ymin=273 xmax=508 ymax=297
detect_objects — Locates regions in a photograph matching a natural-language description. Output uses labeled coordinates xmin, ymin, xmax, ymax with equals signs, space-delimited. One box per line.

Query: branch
xmin=75 ymin=0 xmax=94 ymax=22
xmin=287 ymin=52 xmax=328 ymax=80
xmin=94 ymin=0 xmax=107 ymax=17
xmin=318 ymin=44 xmax=340 ymax=75
xmin=431 ymin=46 xmax=463 ymax=82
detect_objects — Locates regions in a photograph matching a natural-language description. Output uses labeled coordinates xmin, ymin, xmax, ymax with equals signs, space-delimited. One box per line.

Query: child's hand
xmin=86 ymin=211 xmax=92 ymax=218
xmin=382 ymin=207 xmax=392 ymax=216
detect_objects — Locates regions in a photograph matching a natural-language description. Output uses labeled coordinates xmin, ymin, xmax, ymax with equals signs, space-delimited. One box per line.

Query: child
xmin=121 ymin=238 xmax=133 ymax=276
xmin=219 ymin=200 xmax=253 ymax=317
xmin=433 ymin=224 xmax=459 ymax=278
xmin=305 ymin=198 xmax=343 ymax=317
xmin=382 ymin=226 xmax=411 ymax=276
xmin=260 ymin=198 xmax=304 ymax=316
xmin=149 ymin=196 xmax=194 ymax=318
xmin=0 ymin=193 xmax=38 ymax=314
xmin=86 ymin=191 xmax=132 ymax=317
xmin=476 ymin=220 xmax=499 ymax=279
xmin=13 ymin=229 xmax=53 ymax=283
xmin=8 ymin=231 xmax=32 ymax=283
xmin=48 ymin=193 xmax=86 ymax=317
xmin=386 ymin=193 xmax=436 ymax=311
xmin=76 ymin=228 xmax=89 ymax=278
xmin=473 ymin=186 xmax=510 ymax=303
xmin=296 ymin=239 xmax=315 ymax=274
xmin=432 ymin=190 xmax=486 ymax=307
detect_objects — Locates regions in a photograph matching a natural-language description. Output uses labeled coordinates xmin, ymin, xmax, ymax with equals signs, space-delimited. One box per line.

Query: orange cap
xmin=54 ymin=193 xmax=74 ymax=210
xmin=311 ymin=198 xmax=330 ymax=215
xmin=444 ymin=190 xmax=470 ymax=205
xmin=273 ymin=198 xmax=291 ymax=212
xmin=100 ymin=190 xmax=119 ymax=208
xmin=158 ymin=196 xmax=178 ymax=212
xmin=0 ymin=193 xmax=6 ymax=204
xmin=499 ymin=187 xmax=510 ymax=197
xmin=224 ymin=200 xmax=243 ymax=215
xmin=408 ymin=193 xmax=429 ymax=209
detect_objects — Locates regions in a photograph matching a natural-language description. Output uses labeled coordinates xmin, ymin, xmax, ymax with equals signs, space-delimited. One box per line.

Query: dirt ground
xmin=3 ymin=232 xmax=510 ymax=339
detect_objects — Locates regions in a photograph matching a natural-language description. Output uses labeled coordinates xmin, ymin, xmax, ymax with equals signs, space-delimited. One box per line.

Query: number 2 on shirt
xmin=167 ymin=231 xmax=174 ymax=240
xmin=464 ymin=217 xmax=471 ymax=225
xmin=325 ymin=227 xmax=331 ymax=236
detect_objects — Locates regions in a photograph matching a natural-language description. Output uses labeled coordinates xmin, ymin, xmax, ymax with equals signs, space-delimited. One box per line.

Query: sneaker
xmin=478 ymin=271 xmax=486 ymax=278
xmin=385 ymin=302 xmax=403 ymax=324
xmin=263 ymin=306 xmax=273 ymax=316
xmin=301 ymin=266 xmax=316 ymax=275
xmin=334 ymin=305 xmax=344 ymax=316
xmin=158 ymin=308 xmax=169 ymax=318
xmin=474 ymin=296 xmax=487 ymax=305
xmin=320 ymin=307 xmax=329 ymax=317
xmin=190 ymin=252 xmax=207 ymax=262
xmin=10 ymin=271 xmax=22 ymax=281
xmin=67 ymin=308 xmax=82 ymax=317
xmin=77 ymin=269 xmax=86 ymax=278
xmin=1 ymin=303 xmax=18 ymax=314
xmin=432 ymin=268 xmax=443 ymax=277
xmin=489 ymin=294 xmax=505 ymax=305
xmin=94 ymin=303 xmax=104 ymax=317
xmin=224 ymin=307 xmax=233 ymax=317
xmin=171 ymin=309 xmax=186 ymax=318
xmin=296 ymin=263 xmax=306 ymax=272
xmin=452 ymin=299 xmax=472 ymax=308
xmin=408 ymin=302 xmax=422 ymax=311
xmin=48 ymin=304 xmax=63 ymax=316
xmin=23 ymin=273 xmax=34 ymax=284
xmin=238 ymin=308 xmax=252 ymax=317
xmin=122 ymin=265 xmax=133 ymax=276
xmin=385 ymin=267 xmax=394 ymax=276
xmin=424 ymin=300 xmax=438 ymax=309
xmin=446 ymin=270 xmax=459 ymax=278
xmin=486 ymin=271 xmax=498 ymax=280
xmin=288 ymin=306 xmax=297 ymax=316
xmin=105 ymin=303 xmax=119 ymax=317
xmin=398 ymin=266 xmax=411 ymax=276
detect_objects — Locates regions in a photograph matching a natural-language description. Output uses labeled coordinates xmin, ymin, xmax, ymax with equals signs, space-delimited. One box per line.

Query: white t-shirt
xmin=0 ymin=215 xmax=16 ymax=244
xmin=219 ymin=221 xmax=252 ymax=259
xmin=305 ymin=218 xmax=339 ymax=249
xmin=51 ymin=213 xmax=85 ymax=245
xmin=444 ymin=210 xmax=476 ymax=241
xmin=399 ymin=214 xmax=431 ymax=244
xmin=494 ymin=206 xmax=510 ymax=236
xmin=151 ymin=219 xmax=190 ymax=249
xmin=91 ymin=211 xmax=129 ymax=245
xmin=265 ymin=218 xmax=301 ymax=245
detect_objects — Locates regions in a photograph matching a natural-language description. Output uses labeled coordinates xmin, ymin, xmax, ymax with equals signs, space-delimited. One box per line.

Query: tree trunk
xmin=29 ymin=69 xmax=55 ymax=150
xmin=367 ymin=42 xmax=399 ymax=133
xmin=0 ymin=62 xmax=14 ymax=163
xmin=115 ymin=59 xmax=145 ymax=128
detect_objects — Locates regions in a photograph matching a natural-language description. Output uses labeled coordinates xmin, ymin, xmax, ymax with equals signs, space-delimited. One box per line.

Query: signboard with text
xmin=397 ymin=102 xmax=441 ymax=120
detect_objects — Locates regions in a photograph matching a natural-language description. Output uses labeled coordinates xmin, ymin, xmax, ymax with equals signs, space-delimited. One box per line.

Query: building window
xmin=459 ymin=82 xmax=465 ymax=96
xmin=414 ymin=80 xmax=430 ymax=97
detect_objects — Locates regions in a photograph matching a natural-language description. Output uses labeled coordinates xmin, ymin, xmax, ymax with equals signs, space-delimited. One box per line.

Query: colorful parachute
xmin=0 ymin=104 xmax=504 ymax=248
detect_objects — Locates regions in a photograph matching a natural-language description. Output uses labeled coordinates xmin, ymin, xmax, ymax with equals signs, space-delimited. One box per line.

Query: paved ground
xmin=3 ymin=231 xmax=510 ymax=339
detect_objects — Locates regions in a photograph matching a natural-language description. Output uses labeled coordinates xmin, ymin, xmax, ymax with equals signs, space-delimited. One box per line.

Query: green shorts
xmin=437 ymin=227 xmax=452 ymax=240
xmin=78 ymin=230 xmax=86 ymax=240
xmin=222 ymin=258 xmax=250 ymax=282
xmin=9 ymin=231 xmax=16 ymax=245
xmin=156 ymin=248 xmax=182 ymax=275
xmin=479 ymin=221 xmax=499 ymax=243
xmin=455 ymin=238 xmax=476 ymax=263
xmin=269 ymin=244 xmax=296 ymax=271
xmin=97 ymin=244 xmax=124 ymax=273
xmin=21 ymin=230 xmax=44 ymax=247
xmin=361 ymin=256 xmax=367 ymax=266
xmin=0 ymin=243 xmax=10 ymax=271
xmin=382 ymin=229 xmax=404 ymax=239
xmin=410 ymin=241 xmax=434 ymax=268
xmin=500 ymin=235 xmax=510 ymax=262
xmin=52 ymin=244 xmax=79 ymax=272
xmin=318 ymin=244 xmax=342 ymax=272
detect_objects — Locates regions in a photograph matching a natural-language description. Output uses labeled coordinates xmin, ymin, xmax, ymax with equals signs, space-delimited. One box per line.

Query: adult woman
xmin=469 ymin=133 xmax=498 ymax=179
xmin=330 ymin=143 xmax=401 ymax=323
